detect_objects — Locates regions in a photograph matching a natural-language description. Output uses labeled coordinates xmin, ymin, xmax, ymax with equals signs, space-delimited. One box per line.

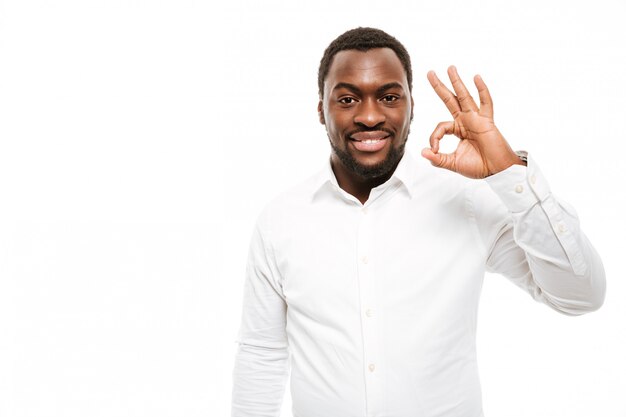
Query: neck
xmin=330 ymin=155 xmax=399 ymax=205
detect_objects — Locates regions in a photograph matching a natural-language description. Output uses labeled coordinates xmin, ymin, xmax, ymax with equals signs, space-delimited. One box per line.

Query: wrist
xmin=487 ymin=152 xmax=526 ymax=177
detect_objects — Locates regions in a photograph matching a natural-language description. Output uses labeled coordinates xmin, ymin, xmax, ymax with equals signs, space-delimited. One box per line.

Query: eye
xmin=339 ymin=97 xmax=357 ymax=104
xmin=381 ymin=95 xmax=398 ymax=102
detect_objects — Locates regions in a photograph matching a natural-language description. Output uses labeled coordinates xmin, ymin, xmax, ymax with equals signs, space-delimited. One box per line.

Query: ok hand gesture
xmin=421 ymin=66 xmax=525 ymax=179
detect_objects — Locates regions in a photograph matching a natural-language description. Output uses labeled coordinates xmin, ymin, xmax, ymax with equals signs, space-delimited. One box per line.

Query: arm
xmin=422 ymin=66 xmax=605 ymax=314
xmin=232 ymin=214 xmax=289 ymax=417
xmin=478 ymin=154 xmax=605 ymax=315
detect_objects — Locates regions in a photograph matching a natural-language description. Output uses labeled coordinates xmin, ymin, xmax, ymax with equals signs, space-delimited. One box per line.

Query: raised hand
xmin=421 ymin=66 xmax=525 ymax=179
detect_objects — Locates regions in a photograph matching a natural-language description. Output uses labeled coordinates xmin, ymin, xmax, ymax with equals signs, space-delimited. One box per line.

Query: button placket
xmin=356 ymin=202 xmax=381 ymax=413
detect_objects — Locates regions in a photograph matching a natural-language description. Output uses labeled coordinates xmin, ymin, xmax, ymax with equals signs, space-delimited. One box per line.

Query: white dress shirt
xmin=231 ymin=151 xmax=606 ymax=417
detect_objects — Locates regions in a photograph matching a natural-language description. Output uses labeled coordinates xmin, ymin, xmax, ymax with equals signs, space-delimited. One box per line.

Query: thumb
xmin=421 ymin=148 xmax=455 ymax=171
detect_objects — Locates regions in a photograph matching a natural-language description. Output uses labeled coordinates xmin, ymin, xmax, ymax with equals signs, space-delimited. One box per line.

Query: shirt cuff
xmin=484 ymin=151 xmax=551 ymax=213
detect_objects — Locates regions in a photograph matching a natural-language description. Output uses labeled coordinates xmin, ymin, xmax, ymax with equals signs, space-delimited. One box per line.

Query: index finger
xmin=427 ymin=70 xmax=461 ymax=117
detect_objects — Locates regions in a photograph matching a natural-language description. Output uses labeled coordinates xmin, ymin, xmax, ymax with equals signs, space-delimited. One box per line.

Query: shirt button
xmin=362 ymin=207 xmax=368 ymax=214
xmin=365 ymin=309 xmax=373 ymax=317
xmin=362 ymin=256 xmax=369 ymax=264
xmin=515 ymin=185 xmax=524 ymax=193
xmin=368 ymin=364 xmax=376 ymax=372
xmin=557 ymin=223 xmax=567 ymax=233
xmin=530 ymin=175 xmax=537 ymax=184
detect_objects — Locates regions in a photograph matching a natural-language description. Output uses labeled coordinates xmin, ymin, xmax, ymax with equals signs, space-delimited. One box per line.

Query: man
xmin=231 ymin=27 xmax=606 ymax=417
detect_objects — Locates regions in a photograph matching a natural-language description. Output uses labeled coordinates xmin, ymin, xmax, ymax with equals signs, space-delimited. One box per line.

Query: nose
xmin=353 ymin=98 xmax=385 ymax=128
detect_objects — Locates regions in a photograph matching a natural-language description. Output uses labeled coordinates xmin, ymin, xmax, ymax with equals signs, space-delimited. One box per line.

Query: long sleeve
xmin=231 ymin=214 xmax=290 ymax=417
xmin=474 ymin=153 xmax=606 ymax=316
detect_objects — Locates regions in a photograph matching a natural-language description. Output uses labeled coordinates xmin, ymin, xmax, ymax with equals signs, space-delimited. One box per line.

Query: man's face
xmin=318 ymin=48 xmax=413 ymax=180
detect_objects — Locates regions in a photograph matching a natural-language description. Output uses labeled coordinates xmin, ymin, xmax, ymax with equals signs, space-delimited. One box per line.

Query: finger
xmin=428 ymin=121 xmax=455 ymax=153
xmin=421 ymin=148 xmax=456 ymax=172
xmin=473 ymin=74 xmax=493 ymax=118
xmin=447 ymin=66 xmax=478 ymax=112
xmin=427 ymin=70 xmax=461 ymax=117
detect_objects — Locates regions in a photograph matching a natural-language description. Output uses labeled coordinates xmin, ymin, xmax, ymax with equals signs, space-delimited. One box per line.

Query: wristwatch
xmin=515 ymin=150 xmax=528 ymax=164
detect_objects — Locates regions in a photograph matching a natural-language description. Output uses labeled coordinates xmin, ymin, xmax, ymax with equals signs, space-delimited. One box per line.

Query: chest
xmin=273 ymin=197 xmax=486 ymax=314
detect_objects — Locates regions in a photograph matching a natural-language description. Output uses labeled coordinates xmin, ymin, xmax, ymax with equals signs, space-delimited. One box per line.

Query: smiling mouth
xmin=348 ymin=131 xmax=391 ymax=152
xmin=350 ymin=138 xmax=387 ymax=144
xmin=349 ymin=130 xmax=391 ymax=142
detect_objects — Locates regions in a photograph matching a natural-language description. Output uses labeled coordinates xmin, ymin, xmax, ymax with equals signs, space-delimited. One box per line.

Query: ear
xmin=317 ymin=100 xmax=325 ymax=125
xmin=410 ymin=96 xmax=414 ymax=121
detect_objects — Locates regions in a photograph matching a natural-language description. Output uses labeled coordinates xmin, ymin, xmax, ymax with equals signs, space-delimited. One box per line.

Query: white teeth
xmin=363 ymin=139 xmax=381 ymax=144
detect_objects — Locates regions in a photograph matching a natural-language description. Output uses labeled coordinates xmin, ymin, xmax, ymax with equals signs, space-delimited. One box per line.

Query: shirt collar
xmin=311 ymin=150 xmax=417 ymax=201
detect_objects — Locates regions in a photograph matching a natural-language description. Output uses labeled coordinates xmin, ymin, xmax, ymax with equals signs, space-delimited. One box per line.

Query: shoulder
xmin=407 ymin=154 xmax=508 ymax=221
xmin=405 ymin=153 xmax=475 ymax=203
xmin=255 ymin=169 xmax=325 ymax=234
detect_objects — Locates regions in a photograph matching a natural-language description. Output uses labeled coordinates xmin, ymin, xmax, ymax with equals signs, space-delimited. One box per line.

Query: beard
xmin=329 ymin=132 xmax=408 ymax=180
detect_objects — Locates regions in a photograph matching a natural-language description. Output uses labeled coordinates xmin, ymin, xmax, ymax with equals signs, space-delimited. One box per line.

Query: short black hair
xmin=318 ymin=27 xmax=413 ymax=98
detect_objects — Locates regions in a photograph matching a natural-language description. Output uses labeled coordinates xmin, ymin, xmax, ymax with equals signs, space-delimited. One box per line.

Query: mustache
xmin=344 ymin=127 xmax=395 ymax=140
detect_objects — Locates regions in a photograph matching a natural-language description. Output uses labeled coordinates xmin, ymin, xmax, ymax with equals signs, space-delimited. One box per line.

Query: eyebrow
xmin=332 ymin=81 xmax=405 ymax=95
xmin=332 ymin=82 xmax=361 ymax=94
xmin=376 ymin=82 xmax=404 ymax=95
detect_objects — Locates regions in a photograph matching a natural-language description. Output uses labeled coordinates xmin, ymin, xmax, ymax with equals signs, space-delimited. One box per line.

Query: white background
xmin=1 ymin=0 xmax=624 ymax=416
